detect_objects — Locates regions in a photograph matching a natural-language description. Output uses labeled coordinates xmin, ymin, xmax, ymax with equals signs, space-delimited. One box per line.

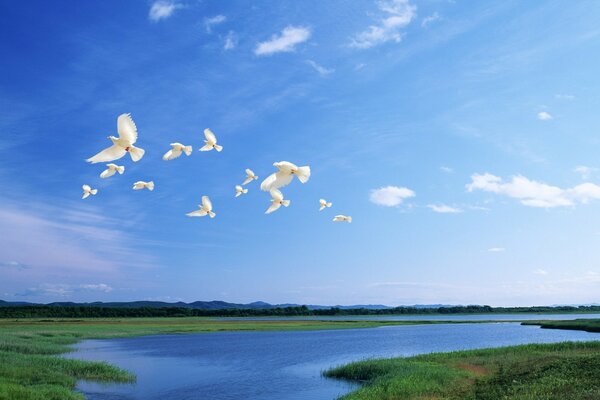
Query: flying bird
xmin=100 ymin=163 xmax=125 ymax=179
xmin=199 ymin=128 xmax=223 ymax=152
xmin=265 ymin=189 xmax=290 ymax=214
xmin=319 ymin=198 xmax=332 ymax=211
xmin=186 ymin=196 xmax=216 ymax=218
xmin=260 ymin=161 xmax=311 ymax=191
xmin=333 ymin=215 xmax=352 ymax=223
xmin=163 ymin=143 xmax=193 ymax=160
xmin=242 ymin=169 xmax=258 ymax=185
xmin=235 ymin=185 xmax=248 ymax=198
xmin=86 ymin=113 xmax=145 ymax=163
xmin=133 ymin=181 xmax=154 ymax=191
xmin=82 ymin=184 xmax=98 ymax=199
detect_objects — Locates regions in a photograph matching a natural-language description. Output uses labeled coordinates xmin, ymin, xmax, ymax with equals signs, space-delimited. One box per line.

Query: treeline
xmin=2 ymin=304 xmax=600 ymax=318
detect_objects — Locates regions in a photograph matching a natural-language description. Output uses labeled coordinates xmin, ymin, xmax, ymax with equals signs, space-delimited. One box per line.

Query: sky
xmin=1 ymin=0 xmax=600 ymax=307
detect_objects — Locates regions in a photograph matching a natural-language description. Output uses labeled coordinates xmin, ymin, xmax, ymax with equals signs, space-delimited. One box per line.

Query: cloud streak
xmin=350 ymin=0 xmax=416 ymax=49
xmin=148 ymin=1 xmax=181 ymax=22
xmin=255 ymin=26 xmax=311 ymax=56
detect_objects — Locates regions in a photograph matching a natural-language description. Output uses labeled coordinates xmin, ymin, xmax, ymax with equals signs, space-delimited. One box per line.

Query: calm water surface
xmin=66 ymin=322 xmax=600 ymax=400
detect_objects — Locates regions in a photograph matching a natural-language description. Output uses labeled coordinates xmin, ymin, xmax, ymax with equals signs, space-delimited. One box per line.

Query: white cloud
xmin=205 ymin=15 xmax=226 ymax=33
xmin=537 ymin=111 xmax=553 ymax=120
xmin=0 ymin=261 xmax=29 ymax=270
xmin=440 ymin=166 xmax=453 ymax=173
xmin=488 ymin=247 xmax=505 ymax=252
xmin=18 ymin=283 xmax=113 ymax=298
xmin=421 ymin=12 xmax=440 ymax=28
xmin=370 ymin=185 xmax=415 ymax=207
xmin=254 ymin=26 xmax=311 ymax=56
xmin=467 ymin=173 xmax=600 ymax=208
xmin=224 ymin=31 xmax=237 ymax=50
xmin=574 ymin=165 xmax=596 ymax=180
xmin=533 ymin=269 xmax=549 ymax=275
xmin=555 ymin=94 xmax=575 ymax=101
xmin=427 ymin=204 xmax=462 ymax=213
xmin=350 ymin=0 xmax=416 ymax=49
xmin=306 ymin=60 xmax=334 ymax=76
xmin=78 ymin=283 xmax=113 ymax=293
xmin=149 ymin=1 xmax=181 ymax=22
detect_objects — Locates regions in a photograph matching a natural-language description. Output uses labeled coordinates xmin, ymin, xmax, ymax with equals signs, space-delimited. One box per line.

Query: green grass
xmin=0 ymin=317 xmax=498 ymax=399
xmin=325 ymin=341 xmax=600 ymax=399
xmin=522 ymin=318 xmax=600 ymax=333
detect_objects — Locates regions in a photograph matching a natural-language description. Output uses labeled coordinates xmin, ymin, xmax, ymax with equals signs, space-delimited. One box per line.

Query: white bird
xmin=235 ymin=185 xmax=248 ymax=198
xmin=186 ymin=196 xmax=216 ymax=218
xmin=162 ymin=143 xmax=193 ymax=161
xmin=333 ymin=215 xmax=352 ymax=223
xmin=319 ymin=198 xmax=332 ymax=211
xmin=133 ymin=181 xmax=154 ymax=191
xmin=87 ymin=113 xmax=145 ymax=163
xmin=100 ymin=163 xmax=125 ymax=179
xmin=265 ymin=189 xmax=290 ymax=214
xmin=199 ymin=128 xmax=223 ymax=152
xmin=242 ymin=169 xmax=259 ymax=185
xmin=82 ymin=184 xmax=98 ymax=199
xmin=260 ymin=161 xmax=311 ymax=191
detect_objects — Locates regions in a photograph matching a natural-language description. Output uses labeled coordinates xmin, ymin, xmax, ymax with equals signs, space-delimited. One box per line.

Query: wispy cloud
xmin=421 ymin=12 xmax=441 ymax=28
xmin=555 ymin=94 xmax=575 ymax=101
xmin=148 ymin=1 xmax=181 ymax=22
xmin=574 ymin=165 xmax=596 ymax=180
xmin=370 ymin=186 xmax=415 ymax=207
xmin=224 ymin=31 xmax=237 ymax=50
xmin=467 ymin=173 xmax=600 ymax=208
xmin=427 ymin=204 xmax=462 ymax=213
xmin=0 ymin=261 xmax=29 ymax=270
xmin=350 ymin=0 xmax=416 ymax=49
xmin=488 ymin=247 xmax=505 ymax=252
xmin=17 ymin=283 xmax=113 ymax=298
xmin=440 ymin=166 xmax=454 ymax=173
xmin=255 ymin=26 xmax=311 ymax=56
xmin=533 ymin=269 xmax=548 ymax=275
xmin=537 ymin=111 xmax=553 ymax=120
xmin=205 ymin=15 xmax=226 ymax=33
xmin=306 ymin=60 xmax=334 ymax=76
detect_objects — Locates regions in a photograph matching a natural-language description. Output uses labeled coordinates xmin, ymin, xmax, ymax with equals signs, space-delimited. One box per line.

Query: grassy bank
xmin=523 ymin=318 xmax=600 ymax=333
xmin=325 ymin=341 xmax=600 ymax=399
xmin=0 ymin=317 xmax=495 ymax=399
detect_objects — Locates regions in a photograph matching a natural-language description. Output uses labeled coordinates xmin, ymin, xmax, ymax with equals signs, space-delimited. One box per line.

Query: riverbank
xmin=523 ymin=318 xmax=600 ymax=333
xmin=0 ymin=317 xmax=503 ymax=399
xmin=325 ymin=341 xmax=600 ymax=399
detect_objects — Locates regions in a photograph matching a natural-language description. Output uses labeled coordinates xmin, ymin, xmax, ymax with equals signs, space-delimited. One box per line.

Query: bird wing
xmin=86 ymin=144 xmax=126 ymax=163
xmin=201 ymin=195 xmax=212 ymax=211
xmin=117 ymin=113 xmax=138 ymax=144
xmin=204 ymin=128 xmax=217 ymax=144
xmin=100 ymin=169 xmax=113 ymax=179
xmin=245 ymin=169 xmax=254 ymax=177
xmin=260 ymin=171 xmax=293 ymax=191
xmin=82 ymin=184 xmax=90 ymax=191
xmin=265 ymin=202 xmax=281 ymax=214
xmin=187 ymin=209 xmax=208 ymax=217
xmin=242 ymin=177 xmax=253 ymax=185
xmin=320 ymin=199 xmax=326 ymax=206
xmin=333 ymin=215 xmax=343 ymax=221
xmin=163 ymin=149 xmax=181 ymax=160
xmin=270 ymin=189 xmax=284 ymax=202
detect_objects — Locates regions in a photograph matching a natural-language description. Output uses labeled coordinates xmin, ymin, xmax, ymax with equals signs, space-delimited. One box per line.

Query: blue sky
xmin=2 ymin=0 xmax=600 ymax=306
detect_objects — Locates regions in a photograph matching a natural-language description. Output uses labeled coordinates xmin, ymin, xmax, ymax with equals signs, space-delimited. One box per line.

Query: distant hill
xmin=0 ymin=299 xmax=454 ymax=310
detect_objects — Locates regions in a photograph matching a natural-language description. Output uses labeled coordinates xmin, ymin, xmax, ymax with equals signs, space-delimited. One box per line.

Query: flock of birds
xmin=82 ymin=114 xmax=352 ymax=223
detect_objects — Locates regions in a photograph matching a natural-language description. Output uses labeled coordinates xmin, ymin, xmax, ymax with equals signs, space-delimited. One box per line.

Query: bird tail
xmin=117 ymin=166 xmax=125 ymax=174
xmin=147 ymin=181 xmax=155 ymax=191
xmin=208 ymin=211 xmax=216 ymax=218
xmin=184 ymin=145 xmax=193 ymax=156
xmin=200 ymin=143 xmax=212 ymax=152
xmin=347 ymin=217 xmax=352 ymax=223
xmin=129 ymin=146 xmax=145 ymax=162
xmin=296 ymin=166 xmax=311 ymax=183
xmin=214 ymin=144 xmax=223 ymax=152
xmin=90 ymin=189 xmax=98 ymax=195
xmin=282 ymin=200 xmax=291 ymax=207
xmin=327 ymin=202 xmax=332 ymax=208
xmin=243 ymin=188 xmax=248 ymax=194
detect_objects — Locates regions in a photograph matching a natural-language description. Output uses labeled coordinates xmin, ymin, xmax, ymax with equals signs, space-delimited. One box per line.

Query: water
xmin=65 ymin=321 xmax=600 ymax=400
xmin=219 ymin=312 xmax=600 ymax=321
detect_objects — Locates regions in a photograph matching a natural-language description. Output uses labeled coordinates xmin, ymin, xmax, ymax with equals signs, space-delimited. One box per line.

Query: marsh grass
xmin=325 ymin=341 xmax=600 ymax=399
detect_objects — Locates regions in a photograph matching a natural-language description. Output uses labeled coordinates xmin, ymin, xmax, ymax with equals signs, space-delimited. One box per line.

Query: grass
xmin=522 ymin=318 xmax=600 ymax=333
xmin=0 ymin=317 xmax=498 ymax=399
xmin=325 ymin=341 xmax=600 ymax=399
